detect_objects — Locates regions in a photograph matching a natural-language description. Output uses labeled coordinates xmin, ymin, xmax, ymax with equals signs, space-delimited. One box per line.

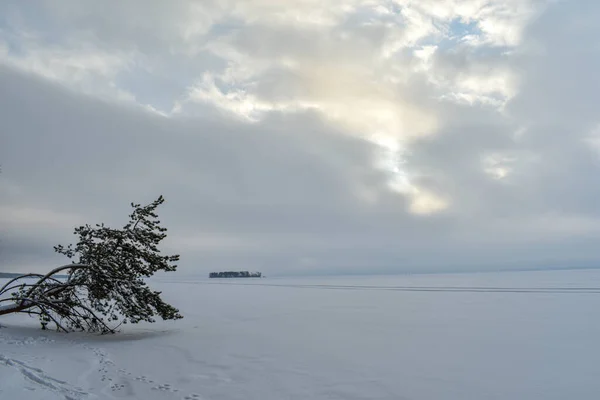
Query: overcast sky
xmin=1 ymin=0 xmax=599 ymax=276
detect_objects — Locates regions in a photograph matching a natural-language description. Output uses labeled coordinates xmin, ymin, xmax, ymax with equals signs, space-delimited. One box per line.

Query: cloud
xmin=2 ymin=0 xmax=600 ymax=275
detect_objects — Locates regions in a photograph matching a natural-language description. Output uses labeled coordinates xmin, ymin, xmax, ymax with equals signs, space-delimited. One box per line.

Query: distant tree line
xmin=209 ymin=271 xmax=262 ymax=278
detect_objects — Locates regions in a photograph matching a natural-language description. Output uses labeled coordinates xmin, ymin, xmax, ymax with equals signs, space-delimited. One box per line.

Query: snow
xmin=0 ymin=303 xmax=18 ymax=312
xmin=2 ymin=269 xmax=600 ymax=399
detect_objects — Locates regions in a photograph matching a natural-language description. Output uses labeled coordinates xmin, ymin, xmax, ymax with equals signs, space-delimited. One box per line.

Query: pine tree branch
xmin=1 ymin=196 xmax=181 ymax=333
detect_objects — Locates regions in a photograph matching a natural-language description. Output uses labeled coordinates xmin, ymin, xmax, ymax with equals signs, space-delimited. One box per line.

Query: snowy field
xmin=2 ymin=269 xmax=600 ymax=400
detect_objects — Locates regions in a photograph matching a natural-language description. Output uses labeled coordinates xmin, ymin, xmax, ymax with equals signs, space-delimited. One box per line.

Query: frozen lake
xmin=2 ymin=269 xmax=600 ymax=399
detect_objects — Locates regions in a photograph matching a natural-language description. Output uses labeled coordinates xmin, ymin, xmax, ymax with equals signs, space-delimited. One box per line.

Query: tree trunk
xmin=0 ymin=302 xmax=32 ymax=316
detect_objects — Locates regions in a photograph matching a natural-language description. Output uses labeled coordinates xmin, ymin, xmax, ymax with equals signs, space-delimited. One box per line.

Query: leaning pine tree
xmin=0 ymin=196 xmax=182 ymax=333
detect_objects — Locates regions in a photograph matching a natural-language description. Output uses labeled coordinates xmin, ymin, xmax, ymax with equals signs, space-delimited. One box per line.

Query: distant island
xmin=209 ymin=271 xmax=262 ymax=278
xmin=0 ymin=272 xmax=24 ymax=279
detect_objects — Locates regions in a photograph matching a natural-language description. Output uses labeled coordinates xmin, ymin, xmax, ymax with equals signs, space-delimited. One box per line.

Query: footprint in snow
xmin=0 ymin=353 xmax=88 ymax=399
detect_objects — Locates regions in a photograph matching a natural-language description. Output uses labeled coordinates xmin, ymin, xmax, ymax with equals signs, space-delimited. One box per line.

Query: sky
xmin=1 ymin=0 xmax=600 ymax=276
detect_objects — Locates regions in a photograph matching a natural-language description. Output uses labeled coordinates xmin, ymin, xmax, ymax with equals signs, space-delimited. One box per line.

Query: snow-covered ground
xmin=2 ymin=269 xmax=600 ymax=399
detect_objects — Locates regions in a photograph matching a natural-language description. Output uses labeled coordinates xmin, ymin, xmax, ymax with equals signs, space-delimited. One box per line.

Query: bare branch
xmin=0 ymin=273 xmax=47 ymax=294
xmin=24 ymin=264 xmax=89 ymax=297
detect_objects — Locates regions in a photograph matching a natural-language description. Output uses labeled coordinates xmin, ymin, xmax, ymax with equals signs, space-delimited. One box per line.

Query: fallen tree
xmin=0 ymin=196 xmax=182 ymax=333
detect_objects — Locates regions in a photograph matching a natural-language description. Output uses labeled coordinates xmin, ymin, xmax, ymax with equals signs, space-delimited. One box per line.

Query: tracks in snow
xmin=175 ymin=280 xmax=600 ymax=294
xmin=0 ymin=328 xmax=208 ymax=400
xmin=0 ymin=353 xmax=88 ymax=400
